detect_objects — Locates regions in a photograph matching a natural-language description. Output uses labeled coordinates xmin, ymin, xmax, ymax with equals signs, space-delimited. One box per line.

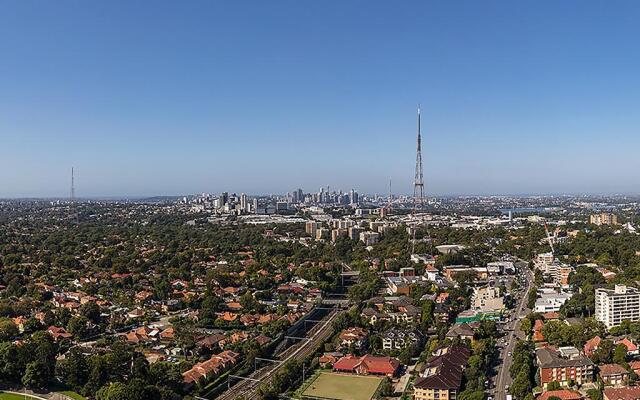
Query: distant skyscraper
xmin=349 ymin=189 xmax=358 ymax=205
xmin=240 ymin=193 xmax=247 ymax=212
xmin=296 ymin=188 xmax=303 ymax=203
xmin=218 ymin=192 xmax=229 ymax=208
xmin=292 ymin=188 xmax=304 ymax=203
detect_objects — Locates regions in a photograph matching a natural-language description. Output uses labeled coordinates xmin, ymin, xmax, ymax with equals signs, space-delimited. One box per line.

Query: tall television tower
xmin=413 ymin=105 xmax=424 ymax=210
xmin=411 ymin=105 xmax=424 ymax=254
xmin=70 ymin=167 xmax=78 ymax=222
xmin=70 ymin=167 xmax=76 ymax=203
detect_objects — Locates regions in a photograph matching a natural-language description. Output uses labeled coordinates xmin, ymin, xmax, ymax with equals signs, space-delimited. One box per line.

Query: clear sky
xmin=1 ymin=1 xmax=640 ymax=198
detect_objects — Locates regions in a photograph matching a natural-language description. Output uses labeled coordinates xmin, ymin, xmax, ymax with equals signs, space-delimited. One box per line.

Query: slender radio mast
xmin=413 ymin=105 xmax=424 ymax=208
xmin=412 ymin=105 xmax=425 ymax=254
xmin=70 ymin=167 xmax=78 ymax=222
xmin=70 ymin=167 xmax=76 ymax=203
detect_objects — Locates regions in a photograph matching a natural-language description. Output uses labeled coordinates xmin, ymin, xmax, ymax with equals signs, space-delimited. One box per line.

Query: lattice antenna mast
xmin=70 ymin=167 xmax=79 ymax=223
xmin=70 ymin=167 xmax=75 ymax=203
xmin=412 ymin=105 xmax=425 ymax=254
xmin=413 ymin=105 xmax=424 ymax=207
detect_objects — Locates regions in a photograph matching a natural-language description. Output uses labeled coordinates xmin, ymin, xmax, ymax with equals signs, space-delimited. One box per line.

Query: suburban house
xmin=382 ymin=328 xmax=423 ymax=350
xmin=598 ymin=364 xmax=629 ymax=386
xmin=583 ymin=336 xmax=602 ymax=357
xmin=445 ymin=323 xmax=477 ymax=341
xmin=603 ymin=387 xmax=640 ymax=400
xmin=339 ymin=327 xmax=368 ymax=349
xmin=536 ymin=390 xmax=584 ymax=400
xmin=182 ymin=350 xmax=239 ymax=387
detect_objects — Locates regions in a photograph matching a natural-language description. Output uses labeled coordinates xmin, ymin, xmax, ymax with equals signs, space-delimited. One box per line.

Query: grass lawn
xmin=0 ymin=393 xmax=43 ymax=400
xmin=301 ymin=372 xmax=383 ymax=400
xmin=57 ymin=392 xmax=87 ymax=400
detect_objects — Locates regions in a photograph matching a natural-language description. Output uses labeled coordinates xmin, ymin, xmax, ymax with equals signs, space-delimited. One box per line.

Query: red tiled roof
xmin=599 ymin=363 xmax=629 ymax=376
xmin=333 ymin=354 xmax=399 ymax=375
xmin=584 ymin=336 xmax=602 ymax=355
xmin=537 ymin=390 xmax=583 ymax=400
xmin=616 ymin=338 xmax=638 ymax=352
xmin=604 ymin=387 xmax=640 ymax=400
xmin=359 ymin=355 xmax=400 ymax=375
xmin=543 ymin=312 xmax=560 ymax=320
xmin=534 ymin=319 xmax=544 ymax=331
xmin=333 ymin=355 xmax=361 ymax=371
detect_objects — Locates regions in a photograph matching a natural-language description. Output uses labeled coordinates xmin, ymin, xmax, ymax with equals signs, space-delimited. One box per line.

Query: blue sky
xmin=1 ymin=1 xmax=639 ymax=197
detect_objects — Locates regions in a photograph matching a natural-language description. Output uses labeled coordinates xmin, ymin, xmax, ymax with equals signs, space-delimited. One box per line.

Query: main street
xmin=494 ymin=263 xmax=534 ymax=400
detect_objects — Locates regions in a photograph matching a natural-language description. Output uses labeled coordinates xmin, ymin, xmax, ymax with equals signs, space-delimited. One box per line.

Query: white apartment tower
xmin=595 ymin=285 xmax=640 ymax=329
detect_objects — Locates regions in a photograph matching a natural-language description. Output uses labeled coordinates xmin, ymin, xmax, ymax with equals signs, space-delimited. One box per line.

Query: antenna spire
xmin=413 ymin=104 xmax=424 ymax=207
xmin=412 ymin=105 xmax=425 ymax=254
xmin=71 ymin=167 xmax=75 ymax=203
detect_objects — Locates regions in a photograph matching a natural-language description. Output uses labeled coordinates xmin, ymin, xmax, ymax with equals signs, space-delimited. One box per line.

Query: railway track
xmin=214 ymin=309 xmax=340 ymax=400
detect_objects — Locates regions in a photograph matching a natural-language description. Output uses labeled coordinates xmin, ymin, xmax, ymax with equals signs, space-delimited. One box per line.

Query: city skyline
xmin=2 ymin=1 xmax=640 ymax=197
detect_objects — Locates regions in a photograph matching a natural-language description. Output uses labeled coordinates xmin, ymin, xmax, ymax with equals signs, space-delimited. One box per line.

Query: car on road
xmin=508 ymin=352 xmax=512 ymax=356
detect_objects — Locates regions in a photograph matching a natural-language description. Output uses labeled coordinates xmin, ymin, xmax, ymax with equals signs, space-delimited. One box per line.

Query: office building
xmin=239 ymin=193 xmax=247 ymax=212
xmin=534 ymin=292 xmax=573 ymax=313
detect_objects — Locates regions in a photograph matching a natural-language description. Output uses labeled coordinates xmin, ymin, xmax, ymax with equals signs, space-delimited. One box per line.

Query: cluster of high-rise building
xmin=286 ymin=187 xmax=360 ymax=206
xmin=183 ymin=192 xmax=255 ymax=214
xmin=305 ymin=218 xmax=397 ymax=245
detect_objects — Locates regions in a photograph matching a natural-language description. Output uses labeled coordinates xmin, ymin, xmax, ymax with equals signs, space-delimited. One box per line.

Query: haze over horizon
xmin=2 ymin=1 xmax=640 ymax=198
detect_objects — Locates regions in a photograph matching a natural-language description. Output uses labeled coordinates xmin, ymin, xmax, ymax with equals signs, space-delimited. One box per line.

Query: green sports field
xmin=301 ymin=372 xmax=383 ymax=400
xmin=0 ymin=393 xmax=44 ymax=400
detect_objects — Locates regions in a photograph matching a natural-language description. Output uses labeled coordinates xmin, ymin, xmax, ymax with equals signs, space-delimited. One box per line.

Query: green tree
xmin=613 ymin=344 xmax=627 ymax=365
xmin=95 ymin=382 xmax=128 ymax=400
xmin=459 ymin=391 xmax=486 ymax=400
xmin=510 ymin=369 xmax=533 ymax=400
xmin=22 ymin=360 xmax=50 ymax=388
xmin=56 ymin=348 xmax=89 ymax=390
xmin=587 ymin=389 xmax=603 ymax=400
xmin=0 ymin=319 xmax=18 ymax=341
xmin=80 ymin=302 xmax=101 ymax=323
xmin=67 ymin=316 xmax=89 ymax=339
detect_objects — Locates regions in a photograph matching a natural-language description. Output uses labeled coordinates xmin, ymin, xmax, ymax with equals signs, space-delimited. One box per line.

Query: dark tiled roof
xmin=414 ymin=345 xmax=470 ymax=390
xmin=536 ymin=347 xmax=594 ymax=369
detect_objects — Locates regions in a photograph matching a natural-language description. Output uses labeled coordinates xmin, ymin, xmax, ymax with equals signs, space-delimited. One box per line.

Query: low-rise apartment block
xmin=595 ymin=285 xmax=640 ymax=329
xmin=536 ymin=346 xmax=595 ymax=389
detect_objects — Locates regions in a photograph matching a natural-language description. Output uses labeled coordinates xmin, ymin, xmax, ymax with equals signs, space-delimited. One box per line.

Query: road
xmin=213 ymin=308 xmax=341 ymax=400
xmin=494 ymin=264 xmax=534 ymax=400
